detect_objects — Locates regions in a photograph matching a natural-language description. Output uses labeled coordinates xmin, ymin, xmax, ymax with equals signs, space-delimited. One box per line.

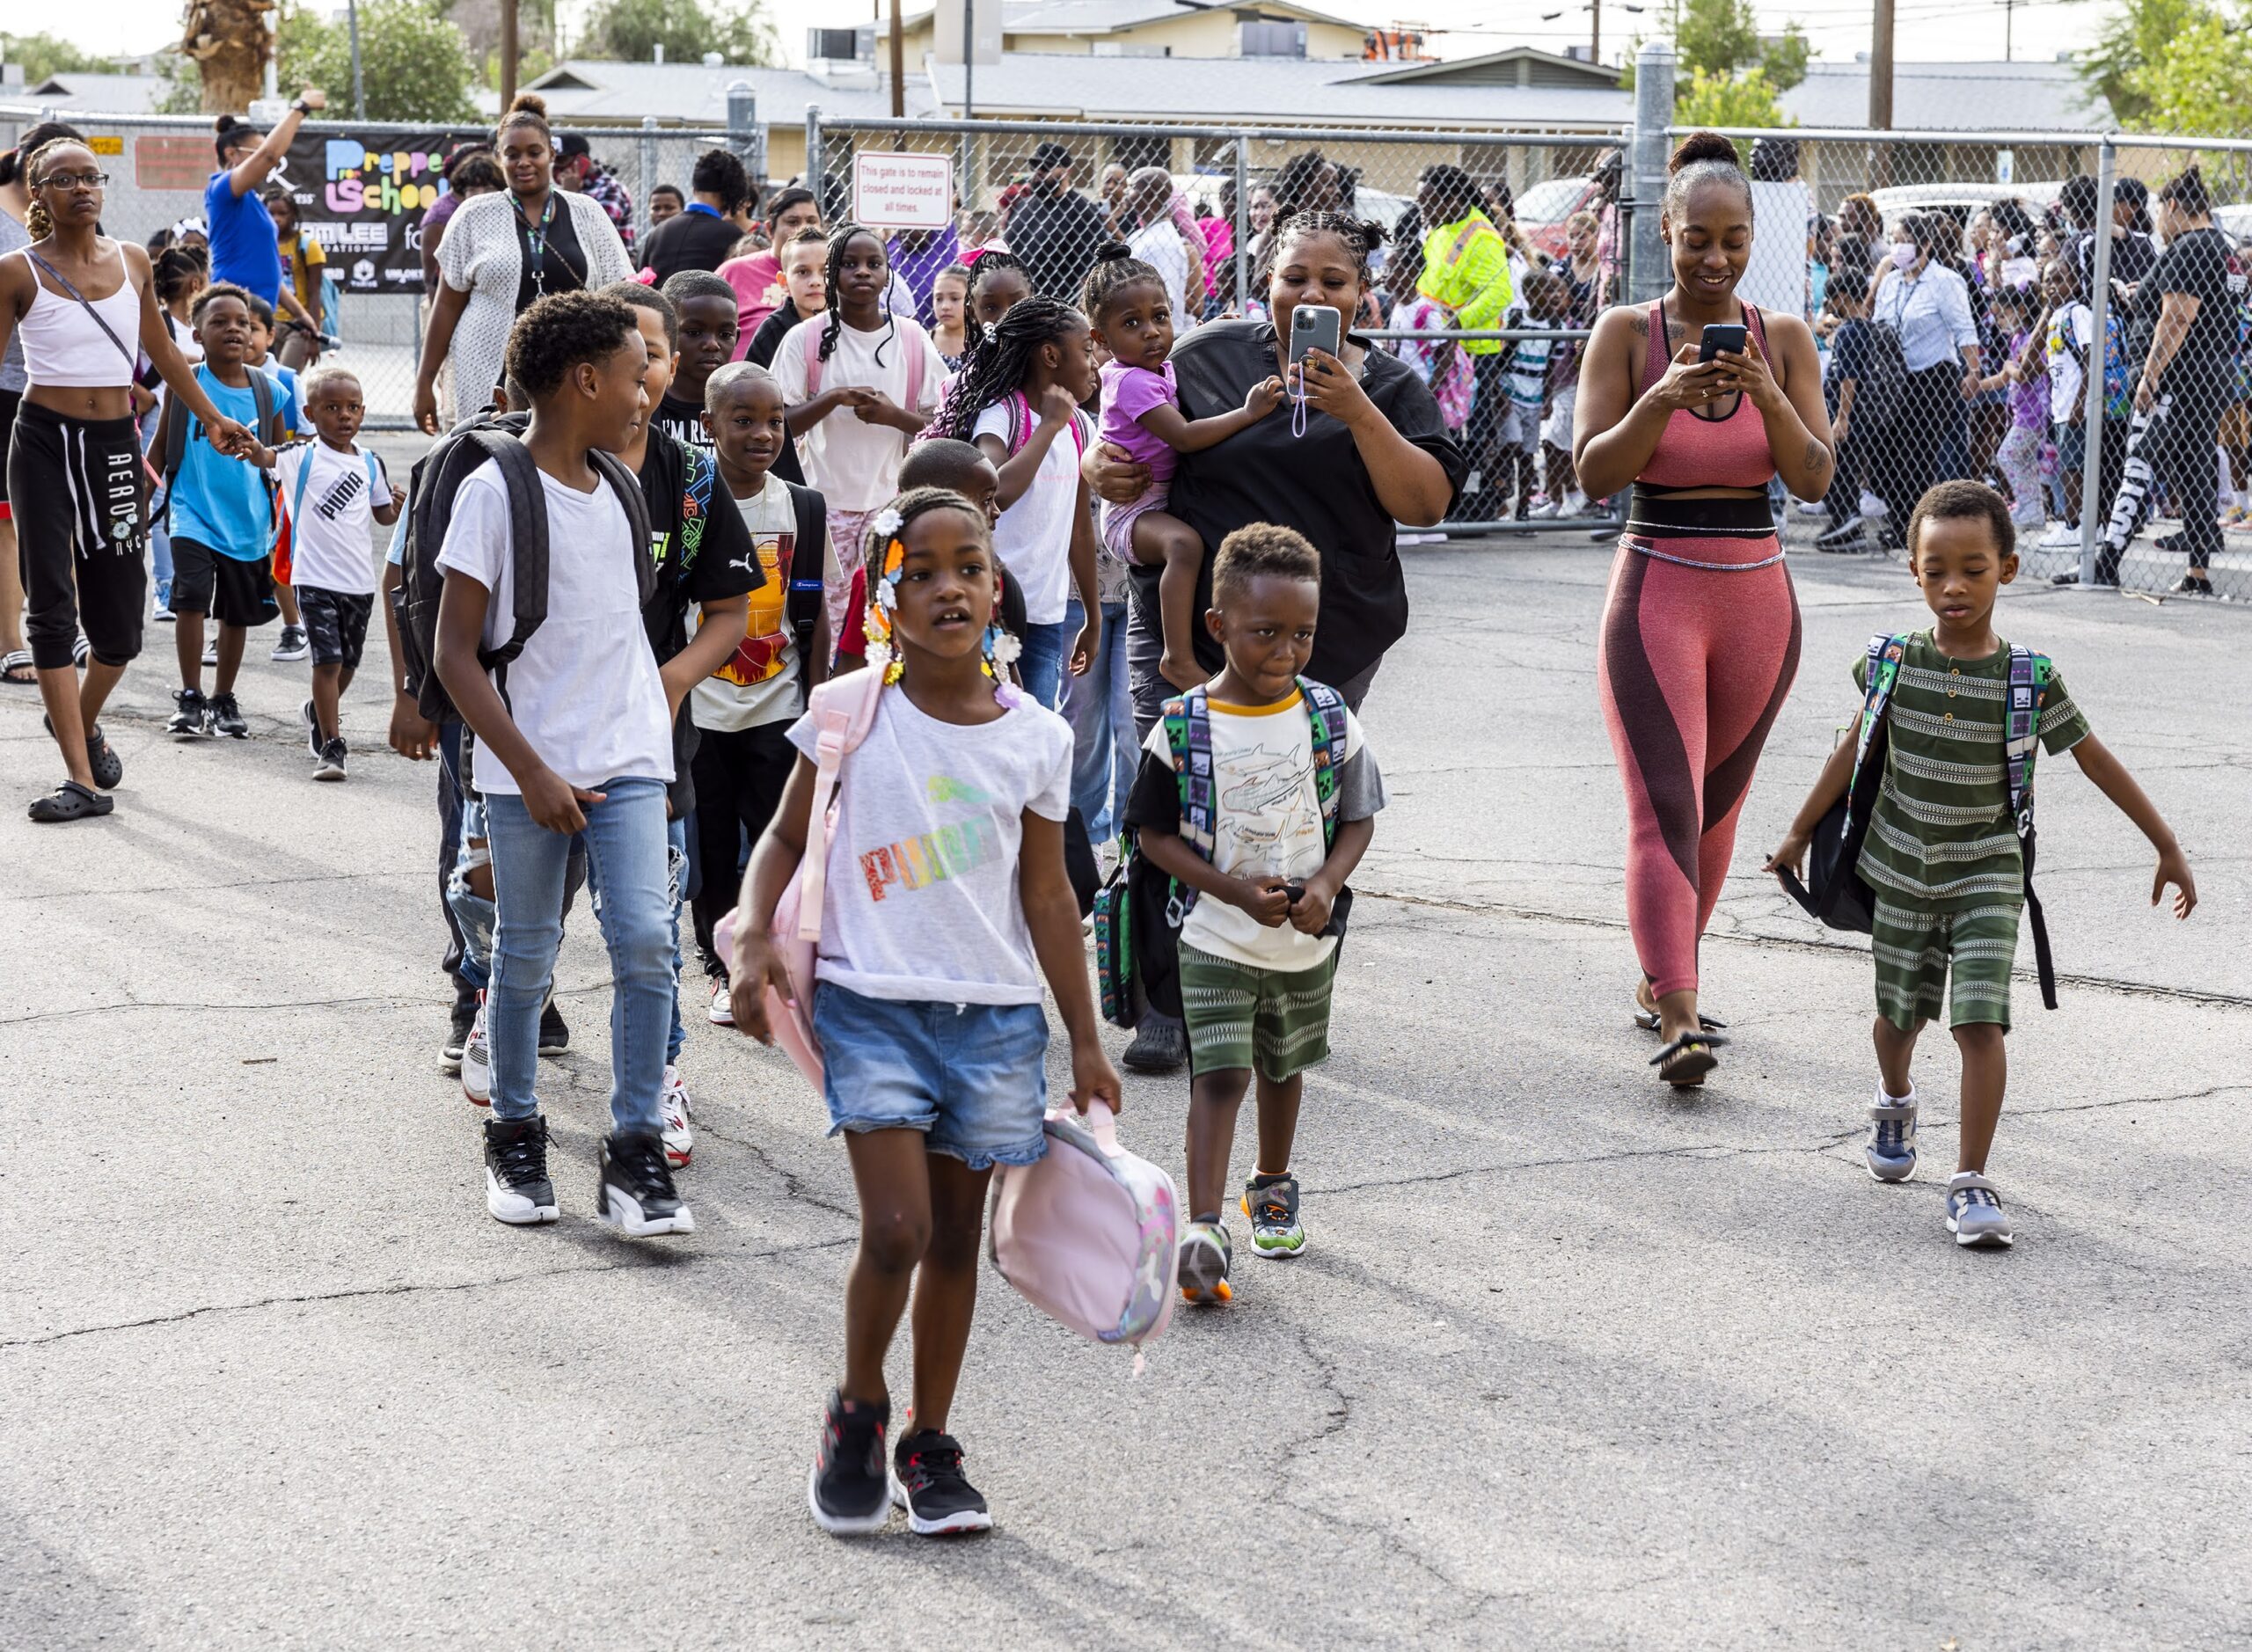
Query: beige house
xmin=882 ymin=0 xmax=1372 ymax=62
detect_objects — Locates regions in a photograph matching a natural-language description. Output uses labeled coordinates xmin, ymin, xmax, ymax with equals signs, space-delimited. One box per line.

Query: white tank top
xmin=17 ymin=245 xmax=143 ymax=388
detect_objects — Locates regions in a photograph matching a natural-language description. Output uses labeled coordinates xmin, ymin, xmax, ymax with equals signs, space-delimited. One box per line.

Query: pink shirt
xmin=719 ymin=252 xmax=783 ymax=361
xmin=1098 ymin=360 xmax=1181 ymax=490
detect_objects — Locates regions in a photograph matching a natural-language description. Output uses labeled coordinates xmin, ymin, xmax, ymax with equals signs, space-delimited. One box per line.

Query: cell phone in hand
xmin=1699 ymin=323 xmax=1747 ymax=362
xmin=1289 ymin=304 xmax=1343 ymax=367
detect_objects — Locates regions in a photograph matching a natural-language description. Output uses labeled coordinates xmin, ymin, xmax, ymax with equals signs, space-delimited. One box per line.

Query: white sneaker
xmin=1859 ymin=491 xmax=1890 ymax=520
xmin=1796 ymin=498 xmax=1827 ymax=515
xmin=1945 ymin=1171 xmax=2014 ymax=1249
xmin=1563 ymin=491 xmax=1589 ymax=516
xmin=462 ymin=995 xmax=491 ymax=1106
xmin=201 ymin=637 xmax=218 ymax=667
xmin=2038 ymin=523 xmax=2080 ymax=549
xmin=708 ymin=979 xmax=735 ymax=1026
xmin=1865 ymin=1084 xmax=1917 ymax=1181
xmin=661 ymin=1064 xmax=694 ymax=1168
xmin=1527 ymin=498 xmax=1560 ymax=519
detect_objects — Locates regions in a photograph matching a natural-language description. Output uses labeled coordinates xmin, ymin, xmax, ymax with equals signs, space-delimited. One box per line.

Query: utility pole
xmin=347 ymin=0 xmax=366 ymax=118
xmin=2003 ymin=0 xmax=2016 ymax=62
xmin=1869 ymin=0 xmax=1893 ymax=128
xmin=1591 ymin=0 xmax=1600 ymax=66
xmin=889 ymin=0 xmax=905 ymax=117
xmin=500 ymin=0 xmax=518 ymax=108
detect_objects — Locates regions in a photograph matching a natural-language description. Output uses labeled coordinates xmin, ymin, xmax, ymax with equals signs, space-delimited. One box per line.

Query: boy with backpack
xmin=425 ymin=290 xmax=693 ymax=1237
xmin=1766 ymin=481 xmax=2195 ymax=1249
xmin=1123 ymin=524 xmax=1386 ymax=1305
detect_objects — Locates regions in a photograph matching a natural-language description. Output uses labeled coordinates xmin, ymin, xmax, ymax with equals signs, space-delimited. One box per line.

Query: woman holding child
xmin=1572 ymin=131 xmax=1832 ymax=1087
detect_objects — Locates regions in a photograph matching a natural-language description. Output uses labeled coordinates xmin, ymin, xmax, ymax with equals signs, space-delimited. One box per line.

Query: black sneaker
xmin=314 ymin=737 xmax=348 ymax=781
xmin=1813 ymin=515 xmax=1865 ymax=552
xmin=208 ymin=691 xmax=248 ymax=739
xmin=302 ymin=697 xmax=321 ymax=758
xmin=809 ymin=1389 xmax=892 ymax=1535
xmin=442 ymin=992 xmax=479 ymax=1073
xmin=892 ymin=1429 xmax=993 ymax=1536
xmin=271 ymin=625 xmax=310 ymax=663
xmin=596 ymin=1131 xmax=694 ymax=1236
xmin=168 ymin=687 xmax=211 ymax=740
xmin=483 ymin=1115 xmax=559 ymax=1225
xmin=1122 ymin=1016 xmax=1187 ymax=1074
xmin=538 ymin=998 xmax=570 ymax=1054
xmin=2173 ymin=573 xmax=2216 ymax=597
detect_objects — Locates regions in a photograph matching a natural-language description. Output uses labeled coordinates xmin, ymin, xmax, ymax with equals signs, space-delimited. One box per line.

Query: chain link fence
xmin=1677 ymin=125 xmax=2252 ymax=604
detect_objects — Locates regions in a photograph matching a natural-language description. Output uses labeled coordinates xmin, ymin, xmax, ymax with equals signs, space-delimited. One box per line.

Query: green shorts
xmin=1871 ymin=898 xmax=2022 ymax=1033
xmin=1179 ymin=944 xmax=1338 ymax=1082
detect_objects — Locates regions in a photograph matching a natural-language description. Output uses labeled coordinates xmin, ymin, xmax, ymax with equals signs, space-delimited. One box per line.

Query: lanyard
xmin=515 ymin=192 xmax=559 ymax=296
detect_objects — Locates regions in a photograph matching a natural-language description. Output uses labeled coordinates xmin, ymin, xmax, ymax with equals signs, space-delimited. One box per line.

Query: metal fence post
xmin=638 ymin=117 xmax=657 ymax=243
xmin=1630 ymin=41 xmax=1674 ymax=304
xmin=727 ymin=81 xmax=763 ymax=186
xmin=2079 ymin=138 xmax=2117 ymax=585
xmin=1232 ymin=134 xmax=1251 ymax=312
xmin=806 ymin=106 xmax=824 ymax=206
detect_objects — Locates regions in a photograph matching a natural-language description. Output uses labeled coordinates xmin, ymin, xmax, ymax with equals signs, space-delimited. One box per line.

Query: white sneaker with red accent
xmin=462 ymin=995 xmax=492 ymax=1106
xmin=661 ymin=1065 xmax=694 ymax=1167
xmin=708 ymin=980 xmax=734 ymax=1026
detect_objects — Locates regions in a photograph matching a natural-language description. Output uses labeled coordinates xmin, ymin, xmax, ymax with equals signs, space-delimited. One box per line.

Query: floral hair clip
xmin=864 ymin=513 xmax=913 ymax=683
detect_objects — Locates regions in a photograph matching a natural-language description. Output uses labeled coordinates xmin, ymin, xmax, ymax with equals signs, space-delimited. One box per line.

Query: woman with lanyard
xmin=1085 ymin=208 xmax=1464 ymax=1073
xmin=1866 ymin=211 xmax=1980 ymax=552
xmin=1572 ymin=132 xmax=1831 ymax=1089
xmin=0 ymin=136 xmax=255 ymax=822
xmin=412 ymin=94 xmax=632 ymax=434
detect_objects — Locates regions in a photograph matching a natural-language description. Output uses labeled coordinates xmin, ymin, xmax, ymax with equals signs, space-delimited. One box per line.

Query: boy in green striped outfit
xmin=1768 ymin=481 xmax=2196 ymax=1249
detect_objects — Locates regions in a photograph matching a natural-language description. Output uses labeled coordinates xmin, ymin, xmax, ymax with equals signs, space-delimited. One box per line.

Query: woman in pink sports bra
xmin=1573 ymin=131 xmax=1833 ymax=1087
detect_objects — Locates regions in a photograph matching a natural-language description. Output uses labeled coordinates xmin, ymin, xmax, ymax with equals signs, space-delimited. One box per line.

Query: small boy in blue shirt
xmin=157 ymin=282 xmax=282 ymax=740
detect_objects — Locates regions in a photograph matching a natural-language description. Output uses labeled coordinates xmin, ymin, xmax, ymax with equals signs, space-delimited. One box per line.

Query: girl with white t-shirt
xmin=726 ymin=486 xmax=1120 ymax=1539
xmin=773 ymin=225 xmax=949 ymax=640
xmin=922 ymin=296 xmax=1102 ymax=711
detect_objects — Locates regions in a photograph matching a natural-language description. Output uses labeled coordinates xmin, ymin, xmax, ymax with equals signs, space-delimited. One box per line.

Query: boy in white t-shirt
xmin=772 ymin=227 xmax=950 ymax=639
xmin=432 ymin=291 xmax=692 ymax=1241
xmin=264 ymin=367 xmax=401 ymax=779
xmin=1126 ymin=524 xmax=1386 ymax=1307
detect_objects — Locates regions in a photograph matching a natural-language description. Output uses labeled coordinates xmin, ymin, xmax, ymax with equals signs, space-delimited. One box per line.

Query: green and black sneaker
xmin=1177 ymin=1218 xmax=1233 ymax=1304
xmin=1241 ymin=1173 xmax=1306 ymax=1259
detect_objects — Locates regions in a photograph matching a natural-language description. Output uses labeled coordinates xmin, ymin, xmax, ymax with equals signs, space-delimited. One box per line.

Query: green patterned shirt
xmin=1850 ymin=632 xmax=2091 ymax=911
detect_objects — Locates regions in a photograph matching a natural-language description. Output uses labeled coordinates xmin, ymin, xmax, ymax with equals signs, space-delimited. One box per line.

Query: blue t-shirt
xmin=173 ymin=365 xmax=277 ymax=559
xmin=205 ymin=170 xmax=283 ymax=304
xmin=267 ymin=361 xmax=302 ymax=436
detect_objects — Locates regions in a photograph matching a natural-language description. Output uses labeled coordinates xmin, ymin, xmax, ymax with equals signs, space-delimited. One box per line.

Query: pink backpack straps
xmin=905 ymin=321 xmax=925 ymax=415
xmin=791 ymin=666 xmax=888 ymax=943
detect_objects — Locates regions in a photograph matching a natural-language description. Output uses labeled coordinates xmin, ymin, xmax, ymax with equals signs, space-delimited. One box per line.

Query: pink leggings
xmin=1598 ymin=541 xmax=1801 ymax=998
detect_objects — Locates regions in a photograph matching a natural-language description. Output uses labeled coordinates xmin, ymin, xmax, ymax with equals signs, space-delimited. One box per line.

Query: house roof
xmin=1780 ymin=60 xmax=2115 ymax=133
xmin=23 ymin=73 xmax=169 ymax=115
xmin=887 ymin=0 xmax=1369 ymax=38
xmin=1348 ymin=45 xmax=1621 ymax=89
xmin=515 ymin=62 xmax=897 ymax=126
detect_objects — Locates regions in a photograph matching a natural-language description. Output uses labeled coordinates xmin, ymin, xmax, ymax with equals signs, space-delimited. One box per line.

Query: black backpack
xmin=164 ymin=366 xmax=285 ymax=525
xmin=779 ymin=478 xmax=828 ymax=708
xmin=395 ymin=413 xmax=654 ymax=723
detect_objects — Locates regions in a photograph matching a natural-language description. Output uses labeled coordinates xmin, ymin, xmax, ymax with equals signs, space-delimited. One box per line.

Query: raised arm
xmin=227 ymin=91 xmax=324 ymax=197
xmin=1733 ymin=311 xmax=1832 ymax=501
xmin=1573 ymin=306 xmax=1719 ymax=501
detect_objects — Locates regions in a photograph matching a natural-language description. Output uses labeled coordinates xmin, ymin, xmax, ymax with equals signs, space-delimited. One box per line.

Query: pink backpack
xmin=802 ymin=315 xmax=929 ymax=415
xmin=711 ymin=664 xmax=888 ymax=1087
xmin=989 ymin=1100 xmax=1181 ymax=1371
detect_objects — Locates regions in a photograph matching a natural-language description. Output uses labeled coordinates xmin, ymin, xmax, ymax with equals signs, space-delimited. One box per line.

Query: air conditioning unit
xmin=806 ymin=25 xmax=876 ymax=62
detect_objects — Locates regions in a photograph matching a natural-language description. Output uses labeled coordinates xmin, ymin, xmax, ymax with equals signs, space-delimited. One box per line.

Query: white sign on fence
xmin=852 ymin=151 xmax=954 ymax=230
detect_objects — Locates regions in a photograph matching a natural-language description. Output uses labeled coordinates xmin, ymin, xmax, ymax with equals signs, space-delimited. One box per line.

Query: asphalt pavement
xmin=4 ymin=486 xmax=2248 ymax=1650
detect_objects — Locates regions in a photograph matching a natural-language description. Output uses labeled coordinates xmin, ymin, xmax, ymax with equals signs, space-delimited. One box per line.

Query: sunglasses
xmin=40 ymin=170 xmax=110 ymax=191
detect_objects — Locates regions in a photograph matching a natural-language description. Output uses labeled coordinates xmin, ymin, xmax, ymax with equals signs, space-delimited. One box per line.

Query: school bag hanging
xmin=1778 ymin=633 xmax=2059 ymax=1010
xmin=987 ymin=1100 xmax=1180 ymax=1373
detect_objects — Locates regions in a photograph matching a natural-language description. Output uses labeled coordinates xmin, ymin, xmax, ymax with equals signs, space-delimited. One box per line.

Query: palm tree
xmin=181 ymin=0 xmax=276 ymax=113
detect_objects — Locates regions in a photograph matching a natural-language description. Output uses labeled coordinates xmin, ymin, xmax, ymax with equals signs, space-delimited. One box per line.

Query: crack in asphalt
xmin=1321 ymin=1129 xmax=1866 ymax=1198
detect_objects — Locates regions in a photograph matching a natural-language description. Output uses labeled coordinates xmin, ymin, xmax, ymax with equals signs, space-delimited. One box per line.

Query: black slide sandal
xmin=43 ymin=714 xmax=124 ymax=789
xmin=1649 ymin=1030 xmax=1729 ymax=1088
xmin=28 ymin=780 xmax=114 ymax=823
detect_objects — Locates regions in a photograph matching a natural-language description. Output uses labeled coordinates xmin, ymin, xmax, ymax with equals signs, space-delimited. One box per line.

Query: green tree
xmin=0 ymin=31 xmax=117 ymax=82
xmin=576 ymin=0 xmax=776 ymax=65
xmin=2126 ymin=4 xmax=2252 ymax=135
xmin=1675 ymin=65 xmax=1793 ymax=131
xmin=282 ymin=0 xmax=479 ymax=122
xmin=2081 ymin=0 xmax=2212 ymax=126
xmin=1624 ymin=0 xmax=1809 ymax=101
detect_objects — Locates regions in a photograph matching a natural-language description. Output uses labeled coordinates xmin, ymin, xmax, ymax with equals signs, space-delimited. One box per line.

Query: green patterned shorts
xmin=1179 ymin=944 xmax=1338 ymax=1082
xmin=1871 ymin=898 xmax=2022 ymax=1032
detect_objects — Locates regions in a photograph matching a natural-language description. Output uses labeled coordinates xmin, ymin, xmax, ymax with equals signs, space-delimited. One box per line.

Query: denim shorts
xmin=812 ymin=982 xmax=1050 ymax=1169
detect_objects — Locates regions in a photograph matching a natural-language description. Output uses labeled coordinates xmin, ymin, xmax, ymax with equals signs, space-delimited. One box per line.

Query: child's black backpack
xmin=162 ymin=366 xmax=286 ymax=526
xmin=779 ymin=477 xmax=829 ymax=709
xmin=395 ymin=413 xmax=654 ymax=724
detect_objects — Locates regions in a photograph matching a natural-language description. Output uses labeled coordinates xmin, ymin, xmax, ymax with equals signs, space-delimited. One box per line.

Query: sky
xmin=48 ymin=0 xmax=2110 ymax=78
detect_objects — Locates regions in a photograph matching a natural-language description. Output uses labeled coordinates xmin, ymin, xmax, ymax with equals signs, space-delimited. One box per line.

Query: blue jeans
xmin=813 ymin=982 xmax=1050 ymax=1169
xmin=1017 ymin=618 xmax=1073 ymax=712
xmin=485 ymin=776 xmax=672 ymax=1135
xmin=1060 ymin=598 xmax=1135 ymax=840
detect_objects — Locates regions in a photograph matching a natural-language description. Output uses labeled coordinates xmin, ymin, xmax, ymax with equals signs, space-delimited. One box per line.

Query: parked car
xmin=1513 ymin=173 xmax=1605 ymax=259
xmin=1866 ymin=180 xmax=2066 ymax=230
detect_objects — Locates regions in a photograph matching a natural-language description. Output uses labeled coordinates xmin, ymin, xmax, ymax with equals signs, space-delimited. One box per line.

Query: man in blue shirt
xmin=203 ymin=89 xmax=326 ymax=310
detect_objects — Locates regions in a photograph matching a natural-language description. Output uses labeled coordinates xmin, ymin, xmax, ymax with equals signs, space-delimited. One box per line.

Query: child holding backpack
xmin=1123 ymin=524 xmax=1385 ymax=1305
xmin=921 ymin=296 xmax=1102 ymax=712
xmin=1765 ymin=481 xmax=2195 ymax=1249
xmin=726 ymin=486 xmax=1117 ymax=1538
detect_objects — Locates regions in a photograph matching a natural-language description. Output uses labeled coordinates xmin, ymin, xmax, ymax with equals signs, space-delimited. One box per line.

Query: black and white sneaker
xmin=892 ymin=1429 xmax=993 ymax=1536
xmin=169 ymin=687 xmax=211 ymax=740
xmin=208 ymin=691 xmax=248 ymax=739
xmin=313 ymin=737 xmax=348 ymax=781
xmin=302 ymin=698 xmax=322 ymax=758
xmin=809 ymin=1389 xmax=891 ymax=1535
xmin=271 ymin=625 xmax=311 ymax=663
xmin=484 ymin=1115 xmax=559 ymax=1225
xmin=537 ymin=997 xmax=570 ymax=1055
xmin=1814 ymin=515 xmax=1865 ymax=552
xmin=441 ymin=991 xmax=478 ymax=1073
xmin=596 ymin=1131 xmax=694 ymax=1236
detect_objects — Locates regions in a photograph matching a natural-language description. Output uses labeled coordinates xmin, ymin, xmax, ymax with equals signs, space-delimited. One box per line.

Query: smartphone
xmin=1699 ymin=323 xmax=1748 ymax=362
xmin=1289 ymin=304 xmax=1343 ymax=367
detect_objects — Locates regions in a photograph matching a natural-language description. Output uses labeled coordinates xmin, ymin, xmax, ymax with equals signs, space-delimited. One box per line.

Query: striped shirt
xmin=1851 ymin=632 xmax=2090 ymax=911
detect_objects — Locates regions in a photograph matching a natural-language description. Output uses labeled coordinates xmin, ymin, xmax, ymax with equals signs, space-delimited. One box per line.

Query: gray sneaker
xmin=1865 ymin=1085 xmax=1918 ymax=1182
xmin=1176 ymin=1219 xmax=1232 ymax=1304
xmin=1945 ymin=1172 xmax=2014 ymax=1249
xmin=1241 ymin=1173 xmax=1306 ymax=1258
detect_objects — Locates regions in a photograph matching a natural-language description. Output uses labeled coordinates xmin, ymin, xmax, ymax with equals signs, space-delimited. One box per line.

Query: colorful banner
xmin=274 ymin=128 xmax=483 ymax=296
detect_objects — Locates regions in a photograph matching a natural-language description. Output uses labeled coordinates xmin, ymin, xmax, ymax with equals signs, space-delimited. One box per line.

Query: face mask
xmin=1891 ymin=242 xmax=1919 ymax=270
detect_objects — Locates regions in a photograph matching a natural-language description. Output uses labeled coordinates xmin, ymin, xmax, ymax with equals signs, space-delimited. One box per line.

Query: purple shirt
xmin=1098 ymin=360 xmax=1181 ymax=490
xmin=888 ymin=226 xmax=961 ymax=328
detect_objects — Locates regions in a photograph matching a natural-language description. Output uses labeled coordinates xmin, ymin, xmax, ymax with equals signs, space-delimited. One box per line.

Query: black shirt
xmin=652 ymin=393 xmax=712 ymax=458
xmin=1007 ymin=182 xmax=1109 ymax=303
xmin=1149 ymin=319 xmax=1466 ymax=687
xmin=2074 ymin=228 xmax=2158 ymax=300
xmin=511 ymin=193 xmax=588 ymax=315
xmin=638 ymin=430 xmax=764 ymax=812
xmin=2133 ymin=225 xmax=2243 ymax=386
xmin=641 ymin=205 xmax=742 ymax=285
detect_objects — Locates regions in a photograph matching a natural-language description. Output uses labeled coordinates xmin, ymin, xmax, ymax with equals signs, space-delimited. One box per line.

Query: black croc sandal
xmin=43 ymin=713 xmax=124 ymax=790
xmin=1649 ymin=1030 xmax=1729 ymax=1088
xmin=28 ymin=780 xmax=113 ymax=823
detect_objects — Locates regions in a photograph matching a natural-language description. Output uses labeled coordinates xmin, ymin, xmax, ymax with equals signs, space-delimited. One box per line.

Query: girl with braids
xmin=1083 ymin=242 xmax=1280 ymax=691
xmin=726 ymin=487 xmax=1116 ymax=1538
xmin=774 ymin=225 xmax=950 ymax=640
xmin=1571 ymin=131 xmax=1831 ymax=1087
xmin=0 ymin=137 xmax=258 ymax=821
xmin=925 ymin=295 xmax=1101 ymax=711
xmin=964 ymin=252 xmax=1032 ymax=351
